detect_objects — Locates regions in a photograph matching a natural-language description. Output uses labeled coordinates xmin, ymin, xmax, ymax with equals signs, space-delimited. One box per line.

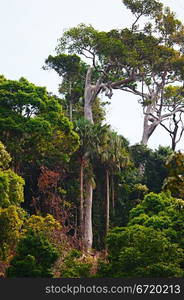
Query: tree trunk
xmin=82 ymin=67 xmax=100 ymax=251
xmin=83 ymin=181 xmax=93 ymax=251
xmin=69 ymin=101 xmax=73 ymax=122
xmin=171 ymin=135 xmax=176 ymax=151
xmin=140 ymin=105 xmax=160 ymax=176
xmin=171 ymin=114 xmax=178 ymax=151
xmin=79 ymin=157 xmax=84 ymax=236
xmin=84 ymin=86 xmax=94 ymax=123
xmin=141 ymin=105 xmax=160 ymax=145
xmin=141 ymin=125 xmax=150 ymax=145
xmin=69 ymin=81 xmax=72 ymax=122
xmin=111 ymin=175 xmax=115 ymax=216
xmin=105 ymin=169 xmax=110 ymax=234
xmin=84 ymin=68 xmax=95 ymax=124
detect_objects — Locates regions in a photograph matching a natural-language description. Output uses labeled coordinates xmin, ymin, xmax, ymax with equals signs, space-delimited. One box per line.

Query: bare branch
xmin=160 ymin=122 xmax=173 ymax=134
xmin=161 ymin=107 xmax=184 ymax=120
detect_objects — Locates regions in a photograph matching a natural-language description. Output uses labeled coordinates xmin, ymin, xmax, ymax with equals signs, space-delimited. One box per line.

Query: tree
xmin=121 ymin=0 xmax=184 ymax=145
xmin=44 ymin=54 xmax=82 ymax=121
xmin=74 ymin=119 xmax=110 ymax=248
xmin=46 ymin=23 xmax=143 ymax=251
xmin=123 ymin=0 xmax=163 ymax=25
xmin=0 ymin=76 xmax=79 ymax=170
xmin=99 ymin=130 xmax=130 ymax=234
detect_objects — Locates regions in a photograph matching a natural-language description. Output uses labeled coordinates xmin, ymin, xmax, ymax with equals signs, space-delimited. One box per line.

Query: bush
xmin=97 ymin=225 xmax=184 ymax=277
xmin=0 ymin=205 xmax=25 ymax=259
xmin=60 ymin=249 xmax=92 ymax=278
xmin=0 ymin=170 xmax=24 ymax=208
xmin=6 ymin=230 xmax=59 ymax=277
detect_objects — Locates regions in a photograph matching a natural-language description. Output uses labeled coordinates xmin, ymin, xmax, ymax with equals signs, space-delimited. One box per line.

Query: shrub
xmin=6 ymin=230 xmax=59 ymax=277
xmin=60 ymin=249 xmax=92 ymax=278
xmin=97 ymin=225 xmax=184 ymax=277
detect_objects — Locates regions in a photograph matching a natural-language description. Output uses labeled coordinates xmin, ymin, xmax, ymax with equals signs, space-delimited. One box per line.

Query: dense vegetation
xmin=0 ymin=0 xmax=184 ymax=278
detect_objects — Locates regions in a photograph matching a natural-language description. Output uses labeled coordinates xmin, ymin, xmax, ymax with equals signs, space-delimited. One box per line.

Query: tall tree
xmin=99 ymin=130 xmax=130 ymax=234
xmin=46 ymin=24 xmax=142 ymax=251
xmin=44 ymin=54 xmax=83 ymax=121
xmin=121 ymin=0 xmax=184 ymax=145
xmin=74 ymin=118 xmax=102 ymax=241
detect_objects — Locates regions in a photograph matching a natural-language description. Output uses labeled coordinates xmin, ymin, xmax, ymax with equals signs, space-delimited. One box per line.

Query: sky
xmin=0 ymin=0 xmax=184 ymax=150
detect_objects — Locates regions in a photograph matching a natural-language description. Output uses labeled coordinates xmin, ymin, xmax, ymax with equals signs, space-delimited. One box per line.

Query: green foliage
xmin=44 ymin=54 xmax=81 ymax=78
xmin=155 ymin=6 xmax=184 ymax=45
xmin=0 ymin=169 xmax=24 ymax=208
xmin=0 ymin=205 xmax=25 ymax=259
xmin=141 ymin=192 xmax=172 ymax=214
xmin=97 ymin=225 xmax=183 ymax=277
xmin=60 ymin=249 xmax=92 ymax=278
xmin=122 ymin=0 xmax=162 ymax=18
xmin=23 ymin=214 xmax=62 ymax=242
xmin=0 ymin=142 xmax=24 ymax=208
xmin=129 ymin=191 xmax=184 ymax=248
xmin=0 ymin=76 xmax=79 ymax=168
xmin=74 ymin=118 xmax=109 ymax=160
xmin=163 ymin=151 xmax=184 ymax=199
xmin=96 ymin=189 xmax=184 ymax=277
xmin=0 ymin=141 xmax=11 ymax=170
xmin=128 ymin=213 xmax=150 ymax=226
xmin=6 ymin=230 xmax=59 ymax=277
xmin=99 ymin=129 xmax=130 ymax=172
xmin=131 ymin=144 xmax=173 ymax=192
xmin=55 ymin=23 xmax=150 ymax=81
xmin=129 ymin=192 xmax=173 ymax=218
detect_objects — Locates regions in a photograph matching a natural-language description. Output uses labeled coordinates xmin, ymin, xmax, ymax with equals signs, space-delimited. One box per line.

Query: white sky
xmin=0 ymin=0 xmax=184 ymax=150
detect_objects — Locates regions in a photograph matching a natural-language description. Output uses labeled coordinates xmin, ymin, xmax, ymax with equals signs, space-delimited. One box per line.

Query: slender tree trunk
xmin=171 ymin=136 xmax=176 ymax=151
xmin=111 ymin=175 xmax=115 ymax=216
xmin=69 ymin=81 xmax=72 ymax=122
xmin=69 ymin=101 xmax=73 ymax=122
xmin=171 ymin=115 xmax=178 ymax=151
xmin=79 ymin=157 xmax=84 ymax=236
xmin=105 ymin=169 xmax=110 ymax=234
xmin=83 ymin=181 xmax=93 ymax=251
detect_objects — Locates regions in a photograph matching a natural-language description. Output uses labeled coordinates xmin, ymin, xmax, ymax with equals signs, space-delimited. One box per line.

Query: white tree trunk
xmin=141 ymin=105 xmax=160 ymax=145
xmin=84 ymin=85 xmax=94 ymax=123
xmin=82 ymin=67 xmax=100 ymax=251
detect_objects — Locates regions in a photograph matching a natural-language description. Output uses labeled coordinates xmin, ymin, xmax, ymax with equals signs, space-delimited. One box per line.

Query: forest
xmin=0 ymin=0 xmax=184 ymax=278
